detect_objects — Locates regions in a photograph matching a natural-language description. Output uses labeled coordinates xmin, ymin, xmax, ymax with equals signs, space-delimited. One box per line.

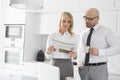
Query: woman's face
xmin=60 ymin=15 xmax=71 ymax=32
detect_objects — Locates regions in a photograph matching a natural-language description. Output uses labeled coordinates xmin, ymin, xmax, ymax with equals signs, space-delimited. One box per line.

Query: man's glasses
xmin=83 ymin=16 xmax=98 ymax=21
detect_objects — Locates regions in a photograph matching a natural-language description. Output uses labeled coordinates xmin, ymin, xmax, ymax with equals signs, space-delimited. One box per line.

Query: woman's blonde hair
xmin=59 ymin=12 xmax=74 ymax=36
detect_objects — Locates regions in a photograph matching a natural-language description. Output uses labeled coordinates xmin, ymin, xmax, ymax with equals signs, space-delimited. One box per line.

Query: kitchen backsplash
xmin=39 ymin=34 xmax=48 ymax=53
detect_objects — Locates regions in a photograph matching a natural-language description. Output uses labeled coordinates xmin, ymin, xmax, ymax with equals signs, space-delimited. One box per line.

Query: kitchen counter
xmin=21 ymin=60 xmax=80 ymax=80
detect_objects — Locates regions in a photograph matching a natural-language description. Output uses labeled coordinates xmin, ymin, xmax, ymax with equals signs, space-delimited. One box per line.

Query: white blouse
xmin=45 ymin=31 xmax=79 ymax=59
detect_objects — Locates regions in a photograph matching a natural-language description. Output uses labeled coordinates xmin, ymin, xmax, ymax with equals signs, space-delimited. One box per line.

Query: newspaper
xmin=52 ymin=39 xmax=75 ymax=53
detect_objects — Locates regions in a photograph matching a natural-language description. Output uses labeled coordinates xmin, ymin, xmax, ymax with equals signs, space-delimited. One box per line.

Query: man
xmin=77 ymin=8 xmax=120 ymax=80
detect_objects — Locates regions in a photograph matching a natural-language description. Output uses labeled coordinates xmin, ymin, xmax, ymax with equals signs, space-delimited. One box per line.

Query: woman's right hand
xmin=47 ymin=46 xmax=56 ymax=54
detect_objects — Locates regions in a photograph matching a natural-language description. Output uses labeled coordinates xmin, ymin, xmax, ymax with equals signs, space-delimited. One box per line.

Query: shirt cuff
xmin=99 ymin=49 xmax=106 ymax=56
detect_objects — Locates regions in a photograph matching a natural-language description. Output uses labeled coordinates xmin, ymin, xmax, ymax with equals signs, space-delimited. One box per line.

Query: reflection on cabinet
xmin=79 ymin=0 xmax=115 ymax=11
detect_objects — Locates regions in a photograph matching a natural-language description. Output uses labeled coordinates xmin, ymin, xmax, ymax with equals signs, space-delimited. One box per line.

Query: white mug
xmin=65 ymin=76 xmax=75 ymax=80
xmin=84 ymin=46 xmax=90 ymax=53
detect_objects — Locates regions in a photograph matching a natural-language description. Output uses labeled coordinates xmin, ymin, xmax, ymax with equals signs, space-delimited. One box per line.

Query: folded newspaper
xmin=52 ymin=39 xmax=75 ymax=53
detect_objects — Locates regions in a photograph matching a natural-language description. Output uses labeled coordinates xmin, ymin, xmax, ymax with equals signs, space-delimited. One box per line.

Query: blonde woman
xmin=45 ymin=12 xmax=78 ymax=80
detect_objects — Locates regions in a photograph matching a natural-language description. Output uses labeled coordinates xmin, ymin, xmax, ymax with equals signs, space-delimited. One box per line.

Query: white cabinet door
xmin=117 ymin=11 xmax=120 ymax=36
xmin=100 ymin=11 xmax=117 ymax=33
xmin=3 ymin=0 xmax=25 ymax=24
xmin=43 ymin=0 xmax=80 ymax=12
xmin=108 ymin=55 xmax=120 ymax=75
xmin=115 ymin=0 xmax=120 ymax=10
xmin=79 ymin=0 xmax=115 ymax=11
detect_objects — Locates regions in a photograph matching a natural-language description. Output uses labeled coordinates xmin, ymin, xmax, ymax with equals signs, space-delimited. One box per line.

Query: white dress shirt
xmin=45 ymin=31 xmax=79 ymax=59
xmin=77 ymin=23 xmax=120 ymax=67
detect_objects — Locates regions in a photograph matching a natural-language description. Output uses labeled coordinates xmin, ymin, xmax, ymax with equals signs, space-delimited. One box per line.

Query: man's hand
xmin=89 ymin=47 xmax=99 ymax=56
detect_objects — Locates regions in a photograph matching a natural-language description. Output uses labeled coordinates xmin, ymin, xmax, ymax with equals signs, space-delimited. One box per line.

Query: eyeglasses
xmin=83 ymin=16 xmax=98 ymax=21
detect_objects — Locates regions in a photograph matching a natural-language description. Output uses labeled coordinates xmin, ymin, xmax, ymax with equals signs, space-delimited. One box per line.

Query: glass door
xmin=2 ymin=24 xmax=25 ymax=70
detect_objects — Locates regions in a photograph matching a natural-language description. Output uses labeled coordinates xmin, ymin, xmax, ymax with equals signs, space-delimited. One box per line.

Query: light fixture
xmin=9 ymin=0 xmax=44 ymax=10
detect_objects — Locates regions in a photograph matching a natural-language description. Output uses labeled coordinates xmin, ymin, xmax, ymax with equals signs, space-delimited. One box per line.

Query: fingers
xmin=47 ymin=46 xmax=56 ymax=54
xmin=89 ymin=47 xmax=99 ymax=56
xmin=68 ymin=51 xmax=77 ymax=58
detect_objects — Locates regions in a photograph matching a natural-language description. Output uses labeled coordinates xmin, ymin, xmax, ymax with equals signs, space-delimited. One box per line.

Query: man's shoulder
xmin=98 ymin=25 xmax=112 ymax=31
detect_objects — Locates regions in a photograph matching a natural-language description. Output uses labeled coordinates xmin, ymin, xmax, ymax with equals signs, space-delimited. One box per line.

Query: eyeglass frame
xmin=83 ymin=16 xmax=98 ymax=21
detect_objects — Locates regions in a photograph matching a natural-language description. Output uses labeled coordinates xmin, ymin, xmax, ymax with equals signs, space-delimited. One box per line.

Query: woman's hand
xmin=47 ymin=46 xmax=56 ymax=54
xmin=67 ymin=51 xmax=77 ymax=59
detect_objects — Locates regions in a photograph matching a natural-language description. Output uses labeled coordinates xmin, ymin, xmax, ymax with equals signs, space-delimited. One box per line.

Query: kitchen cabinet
xmin=79 ymin=0 xmax=115 ymax=11
xmin=22 ymin=62 xmax=80 ymax=80
xmin=0 ymin=69 xmax=22 ymax=80
xmin=100 ymin=11 xmax=117 ymax=33
xmin=108 ymin=55 xmax=120 ymax=75
xmin=107 ymin=11 xmax=120 ymax=75
xmin=117 ymin=11 xmax=120 ymax=36
xmin=43 ymin=0 xmax=80 ymax=12
xmin=2 ymin=24 xmax=25 ymax=70
xmin=115 ymin=0 xmax=120 ymax=10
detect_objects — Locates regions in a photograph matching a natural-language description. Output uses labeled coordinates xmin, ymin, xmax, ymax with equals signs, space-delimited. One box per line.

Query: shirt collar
xmin=92 ymin=23 xmax=100 ymax=31
xmin=58 ymin=31 xmax=69 ymax=36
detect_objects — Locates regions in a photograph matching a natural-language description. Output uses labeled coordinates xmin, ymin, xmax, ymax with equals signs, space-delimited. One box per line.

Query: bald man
xmin=77 ymin=8 xmax=120 ymax=80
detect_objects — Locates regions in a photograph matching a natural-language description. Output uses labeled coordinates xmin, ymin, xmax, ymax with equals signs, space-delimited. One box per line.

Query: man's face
xmin=83 ymin=12 xmax=99 ymax=28
xmin=83 ymin=9 xmax=99 ymax=28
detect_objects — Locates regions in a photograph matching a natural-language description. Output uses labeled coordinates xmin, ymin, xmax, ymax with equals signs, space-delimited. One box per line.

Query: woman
xmin=45 ymin=12 xmax=78 ymax=80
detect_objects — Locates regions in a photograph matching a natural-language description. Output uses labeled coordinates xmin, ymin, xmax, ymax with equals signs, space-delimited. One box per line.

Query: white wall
xmin=43 ymin=0 xmax=80 ymax=12
xmin=79 ymin=0 xmax=115 ymax=11
xmin=23 ymin=13 xmax=41 ymax=62
xmin=4 ymin=0 xmax=25 ymax=24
